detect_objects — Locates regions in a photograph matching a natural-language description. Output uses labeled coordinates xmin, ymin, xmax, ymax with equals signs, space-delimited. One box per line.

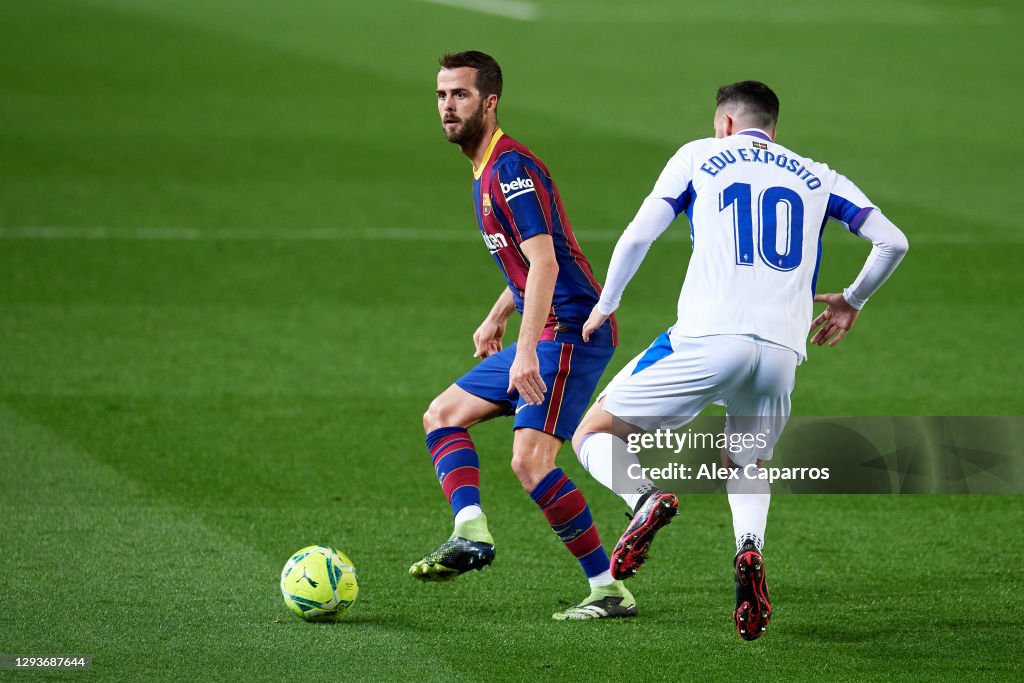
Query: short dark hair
xmin=439 ymin=51 xmax=503 ymax=99
xmin=716 ymin=81 xmax=779 ymax=128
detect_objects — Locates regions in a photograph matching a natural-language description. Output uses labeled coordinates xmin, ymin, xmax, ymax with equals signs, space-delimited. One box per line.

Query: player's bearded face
xmin=443 ymin=100 xmax=486 ymax=147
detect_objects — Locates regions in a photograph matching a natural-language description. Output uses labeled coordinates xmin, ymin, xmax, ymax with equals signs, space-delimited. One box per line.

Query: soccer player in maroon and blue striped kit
xmin=408 ymin=51 xmax=636 ymax=620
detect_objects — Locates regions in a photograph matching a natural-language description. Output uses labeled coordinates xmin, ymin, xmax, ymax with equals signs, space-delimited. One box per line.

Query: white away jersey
xmin=653 ymin=129 xmax=874 ymax=359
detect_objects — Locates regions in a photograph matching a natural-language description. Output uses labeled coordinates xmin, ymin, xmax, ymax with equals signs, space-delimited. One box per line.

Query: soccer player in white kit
xmin=571 ymin=81 xmax=909 ymax=640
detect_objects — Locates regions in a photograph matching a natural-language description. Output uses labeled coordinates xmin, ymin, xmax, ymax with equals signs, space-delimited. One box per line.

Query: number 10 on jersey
xmin=719 ymin=183 xmax=804 ymax=271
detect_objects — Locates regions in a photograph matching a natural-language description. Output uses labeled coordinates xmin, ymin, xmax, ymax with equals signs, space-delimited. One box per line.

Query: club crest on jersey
xmin=500 ymin=176 xmax=535 ymax=200
xmin=482 ymin=192 xmax=492 ymax=216
xmin=482 ymin=231 xmax=508 ymax=254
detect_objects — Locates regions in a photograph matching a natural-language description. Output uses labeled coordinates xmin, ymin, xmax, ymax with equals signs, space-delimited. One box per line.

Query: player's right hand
xmin=473 ymin=318 xmax=506 ymax=358
xmin=581 ymin=304 xmax=611 ymax=343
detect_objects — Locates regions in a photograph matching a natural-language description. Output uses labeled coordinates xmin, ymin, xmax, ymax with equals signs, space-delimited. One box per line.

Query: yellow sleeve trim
xmin=473 ymin=128 xmax=504 ymax=180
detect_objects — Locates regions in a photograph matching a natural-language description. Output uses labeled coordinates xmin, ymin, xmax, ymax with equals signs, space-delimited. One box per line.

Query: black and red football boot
xmin=733 ymin=540 xmax=771 ymax=640
xmin=610 ymin=490 xmax=679 ymax=580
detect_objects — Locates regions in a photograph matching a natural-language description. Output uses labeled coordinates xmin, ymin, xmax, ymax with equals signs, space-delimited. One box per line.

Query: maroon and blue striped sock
xmin=426 ymin=426 xmax=481 ymax=517
xmin=530 ymin=467 xmax=609 ymax=579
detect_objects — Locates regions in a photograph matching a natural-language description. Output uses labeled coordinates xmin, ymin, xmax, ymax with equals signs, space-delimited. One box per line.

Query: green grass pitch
xmin=1 ymin=0 xmax=1022 ymax=679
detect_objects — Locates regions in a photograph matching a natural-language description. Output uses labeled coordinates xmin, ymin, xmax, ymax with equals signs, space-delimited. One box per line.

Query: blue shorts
xmin=455 ymin=341 xmax=615 ymax=441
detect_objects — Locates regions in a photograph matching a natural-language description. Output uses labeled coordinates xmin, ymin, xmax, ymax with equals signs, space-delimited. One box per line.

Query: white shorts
xmin=600 ymin=330 xmax=798 ymax=466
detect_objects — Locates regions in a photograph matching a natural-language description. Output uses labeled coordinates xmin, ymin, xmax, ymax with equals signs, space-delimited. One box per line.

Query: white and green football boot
xmin=408 ymin=513 xmax=495 ymax=581
xmin=551 ymin=581 xmax=638 ymax=620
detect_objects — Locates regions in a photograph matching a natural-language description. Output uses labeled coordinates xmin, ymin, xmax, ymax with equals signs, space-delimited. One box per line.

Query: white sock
xmin=577 ymin=432 xmax=655 ymax=510
xmin=727 ymin=468 xmax=770 ymax=552
xmin=453 ymin=504 xmax=482 ymax=526
xmin=588 ymin=570 xmax=615 ymax=588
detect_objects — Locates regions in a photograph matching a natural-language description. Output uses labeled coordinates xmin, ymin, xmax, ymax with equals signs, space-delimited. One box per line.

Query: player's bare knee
xmin=570 ymin=420 xmax=585 ymax=453
xmin=423 ymin=395 xmax=457 ymax=432
xmin=422 ymin=403 xmax=440 ymax=432
xmin=510 ymin=439 xmax=556 ymax=490
xmin=570 ymin=429 xmax=591 ymax=459
xmin=571 ymin=400 xmax=612 ymax=453
xmin=510 ymin=455 xmax=548 ymax=490
xmin=509 ymin=452 xmax=533 ymax=488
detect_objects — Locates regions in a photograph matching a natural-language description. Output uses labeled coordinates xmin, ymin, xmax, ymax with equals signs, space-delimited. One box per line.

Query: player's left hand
xmin=508 ymin=347 xmax=547 ymax=405
xmin=809 ymin=293 xmax=860 ymax=347
xmin=582 ymin=305 xmax=611 ymax=343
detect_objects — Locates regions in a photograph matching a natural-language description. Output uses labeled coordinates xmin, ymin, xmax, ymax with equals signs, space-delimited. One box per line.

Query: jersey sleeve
xmin=842 ymin=210 xmax=909 ymax=309
xmin=596 ymin=196 xmax=676 ymax=314
xmin=826 ymin=170 xmax=876 ymax=234
xmin=491 ymin=153 xmax=552 ymax=242
xmin=650 ymin=144 xmax=697 ymax=217
xmin=595 ymin=146 xmax=695 ymax=315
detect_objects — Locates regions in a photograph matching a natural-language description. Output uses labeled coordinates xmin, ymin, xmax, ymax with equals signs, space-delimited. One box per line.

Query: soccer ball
xmin=280 ymin=545 xmax=359 ymax=622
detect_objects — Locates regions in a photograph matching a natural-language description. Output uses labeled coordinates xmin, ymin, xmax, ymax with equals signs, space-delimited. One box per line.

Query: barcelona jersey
xmin=471 ymin=129 xmax=616 ymax=348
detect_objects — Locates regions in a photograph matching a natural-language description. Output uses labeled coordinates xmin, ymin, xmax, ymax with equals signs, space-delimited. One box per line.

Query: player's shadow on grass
xmin=274 ymin=613 xmax=416 ymax=628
